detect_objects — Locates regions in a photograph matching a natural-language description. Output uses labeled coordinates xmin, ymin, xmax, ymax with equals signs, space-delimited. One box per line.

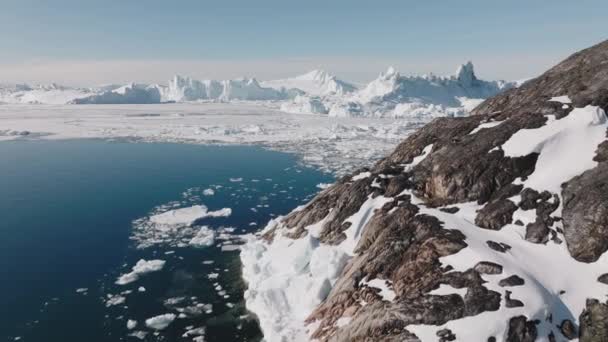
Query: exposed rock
xmin=486 ymin=240 xmax=511 ymax=253
xmin=243 ymin=39 xmax=608 ymax=342
xmin=518 ymin=188 xmax=541 ymax=210
xmin=475 ymin=199 xmax=518 ymax=230
xmin=559 ymin=319 xmax=578 ymax=340
xmin=597 ymin=274 xmax=608 ymax=285
xmin=439 ymin=207 xmax=460 ymax=214
xmin=525 ymin=220 xmax=550 ymax=244
xmin=472 ymin=40 xmax=608 ymax=116
xmin=474 ymin=261 xmax=503 ymax=275
xmin=579 ymin=299 xmax=608 ymax=342
xmin=562 ymin=162 xmax=608 ymax=262
xmin=436 ymin=328 xmax=456 ymax=341
xmin=505 ymin=291 xmax=524 ymax=308
xmin=499 ymin=275 xmax=525 ymax=287
xmin=506 ymin=316 xmax=537 ymax=342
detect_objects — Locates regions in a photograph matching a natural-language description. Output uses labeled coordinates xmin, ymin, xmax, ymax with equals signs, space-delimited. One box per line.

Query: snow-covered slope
xmin=262 ymin=69 xmax=357 ymax=96
xmin=240 ymin=39 xmax=608 ymax=342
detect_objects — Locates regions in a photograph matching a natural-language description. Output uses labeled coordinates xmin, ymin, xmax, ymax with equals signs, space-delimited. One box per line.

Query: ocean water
xmin=0 ymin=140 xmax=333 ymax=342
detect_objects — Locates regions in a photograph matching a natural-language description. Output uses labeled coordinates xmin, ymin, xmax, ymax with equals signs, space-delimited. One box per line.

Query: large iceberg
xmin=262 ymin=69 xmax=357 ymax=96
xmin=71 ymin=83 xmax=161 ymax=104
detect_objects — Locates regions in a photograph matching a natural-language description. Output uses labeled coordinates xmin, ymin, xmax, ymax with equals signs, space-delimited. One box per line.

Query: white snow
xmin=407 ymin=193 xmax=608 ymax=341
xmin=428 ymin=283 xmax=468 ymax=297
xmin=549 ymin=95 xmax=572 ymax=104
xmin=469 ymin=120 xmax=504 ymax=135
xmin=145 ymin=313 xmax=176 ymax=330
xmin=360 ymin=278 xmax=396 ymax=302
xmin=351 ymin=171 xmax=371 ymax=181
xmin=502 ymin=106 xmax=607 ymax=194
xmin=240 ymin=194 xmax=391 ymax=342
xmin=116 ymin=259 xmax=166 ymax=285
xmin=189 ymin=226 xmax=216 ymax=247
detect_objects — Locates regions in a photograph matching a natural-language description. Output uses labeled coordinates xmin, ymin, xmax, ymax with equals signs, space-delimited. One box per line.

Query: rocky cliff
xmin=241 ymin=39 xmax=608 ymax=342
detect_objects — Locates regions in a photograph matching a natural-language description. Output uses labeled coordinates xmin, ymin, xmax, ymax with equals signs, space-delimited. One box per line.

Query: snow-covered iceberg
xmin=71 ymin=83 xmax=161 ymax=104
xmin=262 ymin=69 xmax=356 ymax=97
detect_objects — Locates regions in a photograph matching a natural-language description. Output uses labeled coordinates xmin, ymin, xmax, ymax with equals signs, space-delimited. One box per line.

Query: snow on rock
xmin=145 ymin=313 xmax=176 ymax=330
xmin=359 ymin=278 xmax=396 ymax=302
xmin=502 ymin=106 xmax=607 ymax=194
xmin=116 ymin=259 xmax=166 ymax=285
xmin=240 ymin=195 xmax=391 ymax=342
xmin=549 ymin=95 xmax=572 ymax=104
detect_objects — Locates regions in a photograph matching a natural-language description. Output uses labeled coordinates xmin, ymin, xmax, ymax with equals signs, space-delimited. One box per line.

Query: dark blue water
xmin=0 ymin=140 xmax=333 ymax=342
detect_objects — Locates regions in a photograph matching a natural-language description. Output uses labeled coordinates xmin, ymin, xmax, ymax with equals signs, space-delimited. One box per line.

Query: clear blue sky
xmin=1 ymin=0 xmax=607 ymax=85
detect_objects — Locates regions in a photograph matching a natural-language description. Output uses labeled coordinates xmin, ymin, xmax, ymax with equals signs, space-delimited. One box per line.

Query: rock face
xmin=241 ymin=40 xmax=608 ymax=342
xmin=579 ymin=299 xmax=608 ymax=342
xmin=562 ymin=162 xmax=608 ymax=262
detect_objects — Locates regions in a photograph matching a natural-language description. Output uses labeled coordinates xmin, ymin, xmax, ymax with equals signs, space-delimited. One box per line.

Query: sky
xmin=1 ymin=0 xmax=607 ymax=86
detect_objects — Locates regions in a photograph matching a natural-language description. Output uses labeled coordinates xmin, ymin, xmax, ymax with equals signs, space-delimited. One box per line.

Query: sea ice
xmin=145 ymin=313 xmax=176 ymax=330
xmin=116 ymin=259 xmax=166 ymax=285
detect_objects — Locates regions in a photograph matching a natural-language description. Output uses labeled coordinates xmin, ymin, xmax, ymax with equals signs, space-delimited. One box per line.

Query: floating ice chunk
xmin=229 ymin=178 xmax=243 ymax=182
xmin=145 ymin=313 xmax=176 ymax=330
xmin=127 ymin=319 xmax=137 ymax=330
xmin=150 ymin=205 xmax=229 ymax=226
xmin=138 ymin=286 xmax=146 ymax=292
xmin=203 ymin=188 xmax=215 ymax=196
xmin=316 ymin=183 xmax=332 ymax=189
xmin=128 ymin=331 xmax=147 ymax=340
xmin=105 ymin=294 xmax=126 ymax=307
xmin=76 ymin=288 xmax=88 ymax=294
xmin=116 ymin=259 xmax=166 ymax=285
xmin=189 ymin=226 xmax=215 ymax=247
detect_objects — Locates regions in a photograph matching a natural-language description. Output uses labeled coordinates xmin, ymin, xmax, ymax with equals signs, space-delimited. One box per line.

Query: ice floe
xmin=145 ymin=313 xmax=176 ymax=330
xmin=115 ymin=259 xmax=166 ymax=285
